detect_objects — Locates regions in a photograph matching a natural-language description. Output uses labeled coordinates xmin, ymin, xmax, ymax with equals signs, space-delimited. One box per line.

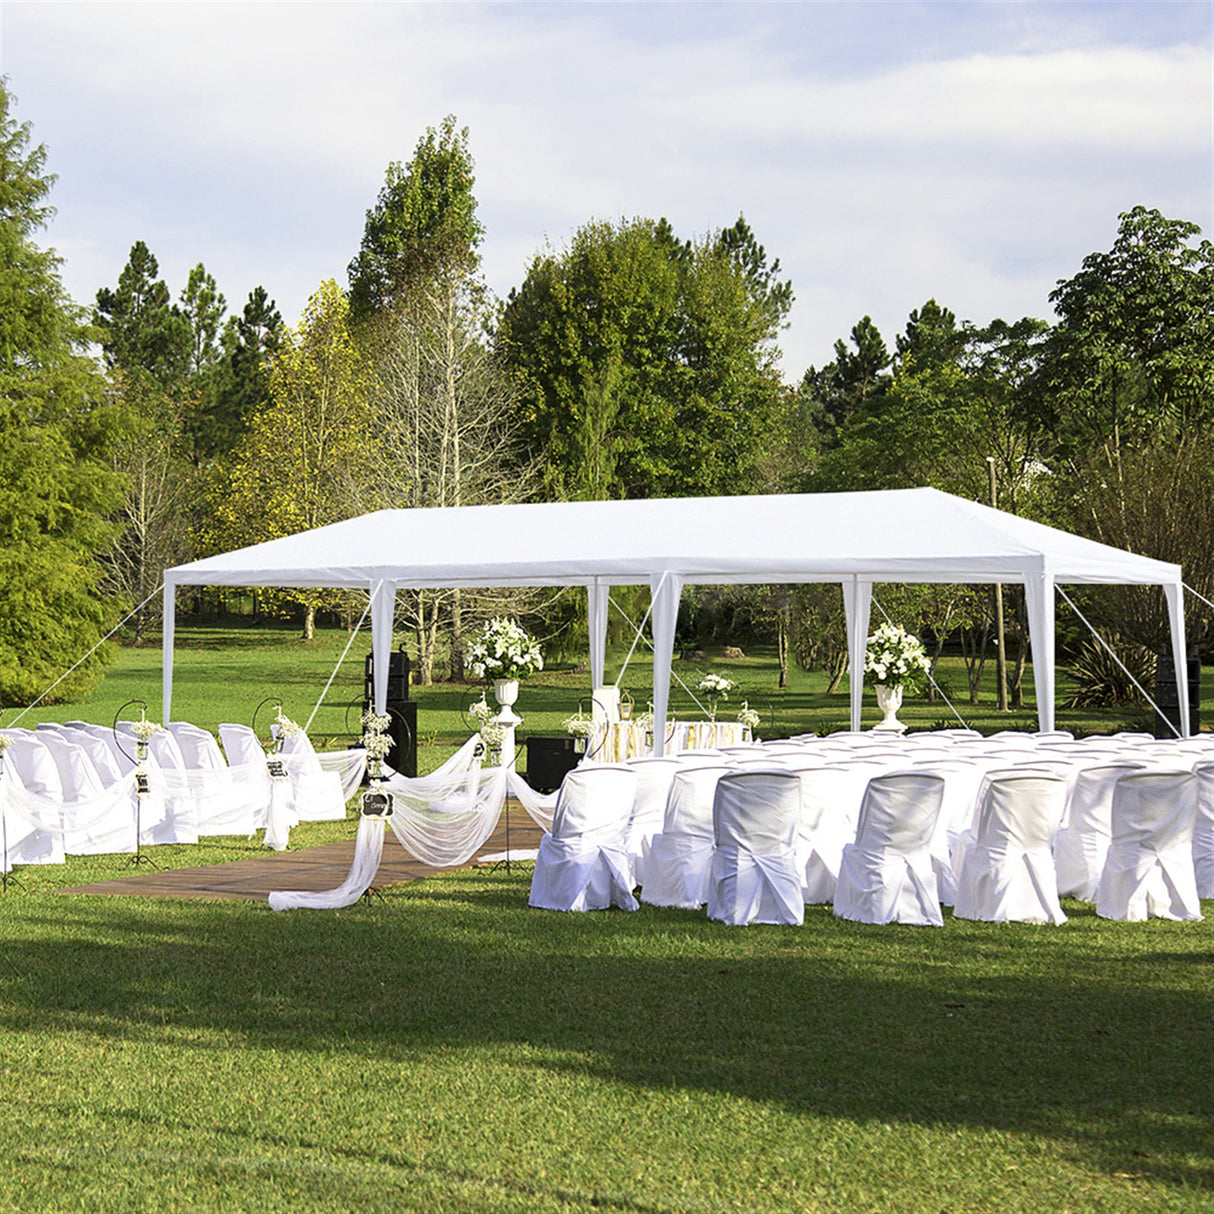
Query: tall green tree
xmin=497 ymin=214 xmax=791 ymax=501
xmin=193 ymin=285 xmax=283 ymax=464
xmin=350 ymin=117 xmax=532 ymax=680
xmin=1042 ymin=206 xmax=1214 ymax=650
xmin=0 ymin=80 xmax=127 ymax=702
xmin=94 ymin=240 xmax=191 ymax=389
xmin=347 ymin=114 xmax=483 ymax=324
xmin=205 ymin=279 xmax=371 ymax=639
xmin=798 ymin=315 xmax=892 ymax=453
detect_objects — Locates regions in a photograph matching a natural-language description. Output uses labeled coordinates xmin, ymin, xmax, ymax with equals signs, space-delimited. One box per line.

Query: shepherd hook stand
xmin=125 ymin=772 xmax=159 ymax=869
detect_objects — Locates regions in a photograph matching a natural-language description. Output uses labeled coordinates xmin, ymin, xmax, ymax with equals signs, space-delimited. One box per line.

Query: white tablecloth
xmin=588 ymin=720 xmax=749 ymax=762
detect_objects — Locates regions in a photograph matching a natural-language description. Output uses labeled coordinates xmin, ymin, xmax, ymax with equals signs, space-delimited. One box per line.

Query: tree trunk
xmin=303 ymin=600 xmax=316 ymax=641
xmin=777 ymin=606 xmax=789 ymax=689
xmin=449 ymin=587 xmax=465 ymax=681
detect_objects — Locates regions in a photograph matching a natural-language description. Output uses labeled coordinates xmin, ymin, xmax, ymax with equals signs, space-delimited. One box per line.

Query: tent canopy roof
xmin=166 ymin=488 xmax=1181 ymax=591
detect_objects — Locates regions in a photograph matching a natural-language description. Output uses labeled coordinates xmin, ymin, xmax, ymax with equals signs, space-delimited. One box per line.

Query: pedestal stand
xmin=872 ymin=683 xmax=908 ymax=735
xmin=494 ymin=679 xmax=522 ymax=772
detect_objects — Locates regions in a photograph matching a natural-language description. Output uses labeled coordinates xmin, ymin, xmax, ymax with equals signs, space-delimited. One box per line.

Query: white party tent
xmin=161 ymin=487 xmax=1190 ymax=744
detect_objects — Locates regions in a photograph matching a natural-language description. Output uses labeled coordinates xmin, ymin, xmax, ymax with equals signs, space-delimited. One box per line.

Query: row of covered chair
xmin=528 ymin=727 xmax=1211 ymax=925
xmin=0 ymin=719 xmax=362 ymax=870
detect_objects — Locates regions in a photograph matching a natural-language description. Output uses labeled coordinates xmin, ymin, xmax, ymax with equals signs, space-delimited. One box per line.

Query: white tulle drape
xmin=268 ymin=814 xmax=387 ymax=911
xmin=268 ymin=737 xmax=560 ymax=910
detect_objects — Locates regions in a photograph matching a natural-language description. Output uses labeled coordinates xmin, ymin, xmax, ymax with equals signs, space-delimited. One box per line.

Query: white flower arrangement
xmin=563 ymin=712 xmax=595 ymax=739
xmin=696 ymin=673 xmax=736 ymax=697
xmin=477 ymin=718 xmax=505 ymax=749
xmin=465 ymin=617 xmax=544 ymax=681
xmin=273 ymin=710 xmax=302 ymax=739
xmin=360 ymin=708 xmax=393 ymax=774
xmin=737 ymin=700 xmax=761 ymax=732
xmin=0 ymin=734 xmax=11 ymax=757
xmin=697 ymin=671 xmax=736 ymax=718
xmin=468 ymin=694 xmax=494 ymax=730
xmin=131 ymin=715 xmax=161 ymax=744
xmin=361 ymin=731 xmax=394 ymax=762
xmin=864 ymin=623 xmax=931 ymax=690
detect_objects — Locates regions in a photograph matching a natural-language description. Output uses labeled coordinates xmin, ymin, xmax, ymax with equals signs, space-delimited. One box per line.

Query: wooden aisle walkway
xmin=62 ymin=812 xmax=545 ymax=902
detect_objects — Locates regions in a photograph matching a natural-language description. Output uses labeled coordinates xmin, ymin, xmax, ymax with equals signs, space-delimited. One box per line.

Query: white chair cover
xmin=0 ymin=739 xmax=65 ymax=868
xmin=623 ymin=756 xmax=682 ymax=885
xmin=169 ymin=722 xmax=227 ymax=770
xmin=784 ymin=764 xmax=856 ymax=905
xmin=834 ymin=771 xmax=945 ymax=926
xmin=1053 ymin=762 xmax=1144 ymax=901
xmin=529 ymin=765 xmax=639 ymax=912
xmin=911 ymin=756 xmax=991 ymax=907
xmin=707 ymin=769 xmax=803 ymax=926
xmin=641 ymin=765 xmax=731 ymax=910
xmin=953 ymin=772 xmax=1068 ymax=924
xmin=1097 ymin=770 xmax=1203 ymax=922
xmin=317 ymin=748 xmax=370 ymax=802
xmin=64 ymin=728 xmax=126 ymax=787
xmin=795 ymin=758 xmax=888 ymax=903
xmin=277 ymin=729 xmax=349 ymax=821
xmin=219 ymin=723 xmax=296 ymax=849
xmin=1193 ymin=762 xmax=1214 ymax=899
xmin=39 ymin=733 xmax=141 ymax=855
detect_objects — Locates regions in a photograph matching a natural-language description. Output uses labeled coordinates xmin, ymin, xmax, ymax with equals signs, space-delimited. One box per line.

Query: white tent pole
xmin=588 ymin=579 xmax=609 ymax=691
xmin=843 ymin=577 xmax=872 ymax=731
xmin=162 ymin=581 xmax=176 ymax=722
xmin=1024 ymin=563 xmax=1055 ymax=732
xmin=1164 ymin=581 xmax=1190 ymax=737
xmin=1057 ymin=586 xmax=1182 ymax=738
xmin=370 ymin=580 xmax=395 ymax=715
xmin=649 ymin=571 xmax=683 ymax=757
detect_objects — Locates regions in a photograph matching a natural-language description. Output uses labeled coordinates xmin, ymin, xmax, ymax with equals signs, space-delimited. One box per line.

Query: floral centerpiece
xmin=273 ymin=710 xmax=302 ymax=739
xmin=864 ymin=623 xmax=930 ymax=732
xmin=361 ymin=708 xmax=393 ymax=781
xmin=696 ymin=672 xmax=736 ymax=719
xmin=863 ymin=624 xmax=931 ymax=690
xmin=465 ymin=618 xmax=544 ymax=683
xmin=130 ymin=711 xmax=162 ymax=766
xmin=466 ymin=693 xmax=505 ymax=759
xmin=736 ymin=699 xmax=761 ymax=735
xmin=563 ymin=710 xmax=595 ymax=752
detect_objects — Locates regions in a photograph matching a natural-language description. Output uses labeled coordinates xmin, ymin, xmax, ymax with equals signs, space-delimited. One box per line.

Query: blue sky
xmin=2 ymin=1 xmax=1210 ymax=379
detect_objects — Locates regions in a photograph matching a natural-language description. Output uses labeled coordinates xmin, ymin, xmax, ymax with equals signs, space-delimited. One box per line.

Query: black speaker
xmin=525 ymin=735 xmax=579 ymax=793
xmin=365 ymin=648 xmax=411 ymax=703
xmin=1154 ymin=652 xmax=1200 ymax=738
xmin=362 ymin=698 xmax=418 ymax=779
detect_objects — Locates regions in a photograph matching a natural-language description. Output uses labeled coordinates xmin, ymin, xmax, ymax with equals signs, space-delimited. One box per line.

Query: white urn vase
xmin=493 ymin=678 xmax=522 ymax=768
xmin=873 ymin=682 xmax=907 ymax=733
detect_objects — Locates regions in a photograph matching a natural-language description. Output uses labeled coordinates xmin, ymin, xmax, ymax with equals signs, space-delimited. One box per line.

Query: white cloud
xmin=4 ymin=1 xmax=1209 ymax=378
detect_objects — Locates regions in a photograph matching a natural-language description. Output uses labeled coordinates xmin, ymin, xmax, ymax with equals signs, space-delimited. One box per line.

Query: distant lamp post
xmin=987 ymin=457 xmax=1009 ymax=712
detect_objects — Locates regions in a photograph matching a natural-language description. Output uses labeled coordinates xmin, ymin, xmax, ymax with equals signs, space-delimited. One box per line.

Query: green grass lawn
xmin=1 ymin=859 xmax=1210 ymax=1212
xmin=8 ymin=622 xmax=1195 ymax=774
xmin=2 ymin=625 xmax=1210 ymax=1211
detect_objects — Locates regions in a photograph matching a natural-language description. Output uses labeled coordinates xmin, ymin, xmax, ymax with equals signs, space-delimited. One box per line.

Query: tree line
xmin=2 ymin=78 xmax=1212 ymax=707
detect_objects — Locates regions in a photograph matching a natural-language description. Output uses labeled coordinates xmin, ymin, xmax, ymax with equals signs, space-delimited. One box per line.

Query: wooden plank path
xmin=61 ymin=812 xmax=545 ymax=902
